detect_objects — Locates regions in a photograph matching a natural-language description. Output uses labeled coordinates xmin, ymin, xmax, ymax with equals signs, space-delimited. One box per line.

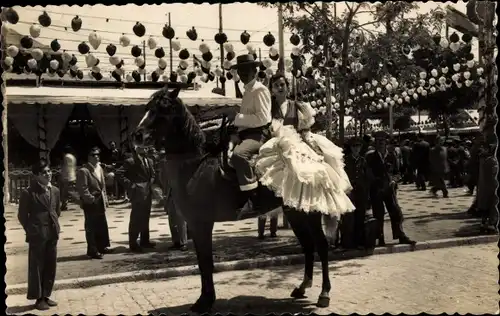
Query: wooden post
xmin=323 ymin=2 xmax=333 ymax=140
xmin=142 ymin=40 xmax=147 ymax=81
xmin=1 ymin=28 xmax=9 ymax=204
xmin=277 ymin=4 xmax=285 ymax=74
xmin=168 ymin=13 xmax=173 ymax=74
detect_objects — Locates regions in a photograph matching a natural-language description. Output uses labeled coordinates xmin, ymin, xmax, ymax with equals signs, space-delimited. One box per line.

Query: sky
xmin=6 ymin=1 xmax=475 ymax=96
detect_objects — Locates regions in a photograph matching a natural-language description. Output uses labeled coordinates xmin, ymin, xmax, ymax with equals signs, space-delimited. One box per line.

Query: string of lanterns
xmin=2 ymin=7 xmax=308 ymax=84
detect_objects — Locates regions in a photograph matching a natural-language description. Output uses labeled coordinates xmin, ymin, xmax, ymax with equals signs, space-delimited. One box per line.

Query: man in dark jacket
xmin=411 ymin=133 xmax=430 ymax=190
xmin=18 ymin=159 xmax=61 ymax=310
xmin=365 ymin=131 xmax=415 ymax=247
xmin=342 ymin=137 xmax=371 ymax=249
xmin=429 ymin=136 xmax=449 ymax=198
xmin=400 ymin=139 xmax=413 ymax=184
xmin=447 ymin=140 xmax=461 ymax=188
xmin=117 ymin=145 xmax=156 ymax=252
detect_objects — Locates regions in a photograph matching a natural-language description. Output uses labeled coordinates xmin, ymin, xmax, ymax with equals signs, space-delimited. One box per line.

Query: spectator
xmin=477 ymin=138 xmax=498 ymax=233
xmin=412 ymin=133 xmax=430 ymax=191
xmin=429 ymin=136 xmax=449 ymax=198
xmin=258 ymin=212 xmax=278 ymax=239
xmin=18 ymin=158 xmax=61 ymax=310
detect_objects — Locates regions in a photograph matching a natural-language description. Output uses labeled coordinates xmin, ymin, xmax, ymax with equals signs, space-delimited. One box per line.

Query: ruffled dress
xmin=254 ymin=102 xmax=355 ymax=217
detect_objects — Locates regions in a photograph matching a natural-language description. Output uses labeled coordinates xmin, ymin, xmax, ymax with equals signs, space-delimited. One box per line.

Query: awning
xmin=5 ymin=86 xmax=241 ymax=108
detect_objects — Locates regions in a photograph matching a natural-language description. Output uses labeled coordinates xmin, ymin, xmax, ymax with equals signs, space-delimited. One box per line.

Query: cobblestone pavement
xmin=6 ymin=243 xmax=498 ymax=315
xmin=6 ymin=185 xmax=478 ymax=285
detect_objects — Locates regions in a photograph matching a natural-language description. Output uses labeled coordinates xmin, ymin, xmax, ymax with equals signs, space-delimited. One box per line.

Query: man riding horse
xmin=229 ymin=54 xmax=273 ymax=218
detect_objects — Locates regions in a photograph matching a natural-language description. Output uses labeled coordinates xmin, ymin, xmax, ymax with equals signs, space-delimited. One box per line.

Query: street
xmin=5 ymin=185 xmax=479 ymax=285
xmin=6 ymin=243 xmax=498 ymax=315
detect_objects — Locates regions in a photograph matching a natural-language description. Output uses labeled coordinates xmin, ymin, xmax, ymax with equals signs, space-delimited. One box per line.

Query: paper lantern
xmin=223 ymin=59 xmax=233 ymax=70
xmin=439 ymin=38 xmax=449 ymax=48
xmin=465 ymin=80 xmax=472 ymax=87
xmin=135 ymin=57 xmax=145 ymax=67
xmin=477 ymin=67 xmax=484 ymax=75
xmin=397 ymin=98 xmax=403 ymax=104
xmin=92 ymin=66 xmax=101 ymax=73
xmin=85 ymin=54 xmax=98 ymax=67
xmin=442 ymin=67 xmax=449 ymax=74
xmin=389 ymin=100 xmax=395 ymax=106
xmin=31 ymin=48 xmax=44 ymax=61
xmin=50 ymin=59 xmax=59 ymax=70
xmin=180 ymin=74 xmax=188 ymax=83
xmin=27 ymin=58 xmax=37 ymax=70
xmin=240 ymin=30 xmax=250 ymax=45
xmin=284 ymin=58 xmax=293 ymax=68
xmin=179 ymin=60 xmax=189 ymax=70
xmin=449 ymin=42 xmax=460 ymax=52
xmin=350 ymin=89 xmax=355 ymax=95
xmin=466 ymin=60 xmax=475 ymax=68
xmin=401 ymin=91 xmax=408 ymax=98
xmin=451 ymin=74 xmax=460 ymax=82
xmin=109 ymin=56 xmax=122 ymax=66
xmin=421 ymin=89 xmax=428 ymax=96
xmin=371 ymin=80 xmax=378 ymax=87
xmin=265 ymin=68 xmax=273 ymax=76
xmin=171 ymin=39 xmax=181 ymax=51
xmin=199 ymin=41 xmax=210 ymax=54
xmin=89 ymin=31 xmax=102 ymax=50
xmin=179 ymin=48 xmax=190 ymax=60
xmin=214 ymin=67 xmax=223 ymax=77
xmin=386 ymin=84 xmax=393 ymax=91
xmin=29 ymin=24 xmax=41 ymax=38
xmin=119 ymin=34 xmax=131 ymax=47
xmin=453 ymin=63 xmax=461 ymax=72
xmin=158 ymin=58 xmax=167 ymax=70
xmin=3 ymin=56 xmax=14 ymax=67
xmin=186 ymin=27 xmax=198 ymax=41
xmin=404 ymin=96 xmax=410 ymax=102
xmin=6 ymin=45 xmax=19 ymax=58
xmin=126 ymin=74 xmax=133 ymax=82
xmin=430 ymin=87 xmax=436 ymax=93
xmin=431 ymin=69 xmax=438 ymax=77
xmin=413 ymin=93 xmax=418 ymax=100
xmin=246 ymin=43 xmax=255 ymax=53
xmin=133 ymin=22 xmax=146 ymax=37
xmin=419 ymin=79 xmax=426 ymax=86
xmin=346 ymin=99 xmax=353 ymax=105
xmin=429 ymin=78 xmax=436 ymax=85
xmin=369 ymin=91 xmax=375 ymax=97
xmin=262 ymin=58 xmax=273 ymax=69
xmin=38 ymin=11 xmax=51 ymax=27
xmin=456 ymin=82 xmax=463 ymax=88
xmin=269 ymin=46 xmax=279 ymax=57
xmin=71 ymin=16 xmax=82 ymax=32
xmin=463 ymin=71 xmax=471 ymax=80
xmin=376 ymin=87 xmax=382 ymax=94
xmin=223 ymin=42 xmax=234 ymax=53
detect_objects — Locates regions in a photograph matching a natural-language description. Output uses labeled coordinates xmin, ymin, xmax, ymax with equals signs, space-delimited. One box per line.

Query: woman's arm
xmin=296 ymin=101 xmax=316 ymax=131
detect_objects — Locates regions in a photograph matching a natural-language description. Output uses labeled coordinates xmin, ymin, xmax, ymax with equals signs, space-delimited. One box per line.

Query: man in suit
xmin=411 ymin=133 xmax=430 ymax=190
xmin=18 ymin=158 xmax=61 ymax=310
xmin=447 ymin=140 xmax=461 ymax=188
xmin=400 ymin=139 xmax=413 ymax=184
xmin=117 ymin=145 xmax=156 ymax=252
xmin=159 ymin=156 xmax=188 ymax=251
xmin=429 ymin=136 xmax=449 ymax=198
xmin=76 ymin=146 xmax=111 ymax=259
xmin=365 ymin=131 xmax=416 ymax=247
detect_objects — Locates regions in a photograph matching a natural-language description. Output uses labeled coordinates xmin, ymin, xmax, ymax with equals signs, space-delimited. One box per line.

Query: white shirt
xmin=234 ymin=79 xmax=272 ymax=131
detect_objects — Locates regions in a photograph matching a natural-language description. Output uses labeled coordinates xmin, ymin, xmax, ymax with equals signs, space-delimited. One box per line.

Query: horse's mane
xmin=149 ymin=87 xmax=206 ymax=156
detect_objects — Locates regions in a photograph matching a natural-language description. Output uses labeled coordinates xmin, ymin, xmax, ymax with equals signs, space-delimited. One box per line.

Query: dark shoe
xmin=399 ymin=236 xmax=416 ymax=245
xmin=35 ymin=299 xmax=50 ymax=310
xmin=270 ymin=232 xmax=277 ymax=238
xmin=99 ymin=248 xmax=113 ymax=254
xmin=258 ymin=234 xmax=265 ymax=240
xmin=140 ymin=242 xmax=156 ymax=249
xmin=179 ymin=244 xmax=188 ymax=251
xmin=377 ymin=239 xmax=386 ymax=247
xmin=130 ymin=245 xmax=143 ymax=253
xmin=87 ymin=252 xmax=103 ymax=259
xmin=45 ymin=297 xmax=57 ymax=307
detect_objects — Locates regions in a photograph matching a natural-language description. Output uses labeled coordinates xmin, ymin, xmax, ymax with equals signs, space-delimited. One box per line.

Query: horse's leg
xmin=309 ymin=212 xmax=332 ymax=308
xmin=189 ymin=220 xmax=216 ymax=313
xmin=285 ymin=208 xmax=315 ymax=298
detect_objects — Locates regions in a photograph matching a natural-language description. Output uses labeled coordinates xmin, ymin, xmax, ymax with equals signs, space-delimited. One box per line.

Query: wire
xmin=16 ymin=7 xmax=295 ymax=35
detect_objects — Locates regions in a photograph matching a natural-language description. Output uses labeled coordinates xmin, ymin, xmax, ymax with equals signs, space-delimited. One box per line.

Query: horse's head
xmin=133 ymin=86 xmax=206 ymax=156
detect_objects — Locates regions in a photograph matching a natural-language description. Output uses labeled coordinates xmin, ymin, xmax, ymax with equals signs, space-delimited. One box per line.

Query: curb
xmin=6 ymin=235 xmax=497 ymax=296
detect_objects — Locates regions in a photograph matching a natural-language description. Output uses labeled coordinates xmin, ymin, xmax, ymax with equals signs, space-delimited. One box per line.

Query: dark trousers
xmin=166 ymin=196 xmax=187 ymax=246
xmin=415 ymin=167 xmax=427 ymax=189
xmin=82 ymin=204 xmax=111 ymax=255
xmin=27 ymin=238 xmax=58 ymax=300
xmin=401 ymin=164 xmax=414 ymax=184
xmin=371 ymin=187 xmax=404 ymax=240
xmin=449 ymin=164 xmax=462 ymax=187
xmin=129 ymin=194 xmax=153 ymax=247
xmin=258 ymin=215 xmax=277 ymax=236
xmin=231 ymin=131 xmax=265 ymax=191
xmin=431 ymin=174 xmax=448 ymax=196
xmin=60 ymin=180 xmax=75 ymax=209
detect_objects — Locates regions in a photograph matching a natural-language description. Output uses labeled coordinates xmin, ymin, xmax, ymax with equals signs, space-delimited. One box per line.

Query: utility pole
xmin=168 ymin=13 xmax=173 ymax=74
xmin=277 ymin=3 xmax=285 ymax=74
xmin=219 ymin=3 xmax=226 ymax=95
xmin=323 ymin=2 xmax=333 ymax=140
xmin=1 ymin=27 xmax=9 ymax=204
xmin=142 ymin=40 xmax=147 ymax=81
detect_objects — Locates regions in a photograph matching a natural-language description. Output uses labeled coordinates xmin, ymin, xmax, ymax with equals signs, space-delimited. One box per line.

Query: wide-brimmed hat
xmin=230 ymin=54 xmax=261 ymax=70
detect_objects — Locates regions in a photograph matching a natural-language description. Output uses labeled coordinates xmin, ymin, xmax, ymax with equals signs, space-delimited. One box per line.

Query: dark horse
xmin=134 ymin=87 xmax=332 ymax=313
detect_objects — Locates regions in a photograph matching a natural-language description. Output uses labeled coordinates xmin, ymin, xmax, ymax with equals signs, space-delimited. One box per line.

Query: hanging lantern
xmin=466 ymin=60 xmax=475 ymax=68
xmin=465 ymin=80 xmax=473 ymax=87
xmin=214 ymin=32 xmax=228 ymax=45
xmin=20 ymin=36 xmax=34 ymax=49
xmin=29 ymin=24 xmax=42 ymax=38
xmin=290 ymin=33 xmax=300 ymax=46
xmin=404 ymin=96 xmax=411 ymax=102
xmin=119 ymin=34 xmax=131 ymax=47
xmin=61 ymin=51 xmax=72 ymax=63
xmin=3 ymin=8 xmax=19 ymax=24
xmin=449 ymin=32 xmax=460 ymax=43
xmin=186 ymin=26 xmax=197 ymax=41
xmin=131 ymin=45 xmax=142 ymax=58
xmin=109 ymin=56 xmax=122 ymax=66
xmin=154 ymin=47 xmax=165 ymax=59
xmin=89 ymin=31 xmax=102 ymax=50
xmin=38 ymin=11 xmax=51 ymax=27
xmin=106 ymin=44 xmax=117 ymax=56
xmin=50 ymin=39 xmax=61 ymax=52
xmin=413 ymin=93 xmax=418 ymax=100
xmin=179 ymin=48 xmax=190 ymax=60
xmin=135 ymin=56 xmax=145 ymax=67
xmin=223 ymin=42 xmax=234 ymax=53
xmin=376 ymin=87 xmax=382 ymax=94
xmin=439 ymin=38 xmax=449 ymax=48
xmin=71 ymin=15 xmax=82 ymax=32
xmin=477 ymin=67 xmax=484 ymax=76
xmin=162 ymin=24 xmax=175 ymax=39
xmin=202 ymin=51 xmax=213 ymax=62
xmin=456 ymin=82 xmax=463 ymax=88
xmin=263 ymin=32 xmax=276 ymax=47
xmin=449 ymin=42 xmax=460 ymax=52
xmin=199 ymin=40 xmax=210 ymax=54
xmin=179 ymin=59 xmax=189 ymax=70
xmin=133 ymin=22 xmax=146 ymax=37
xmin=6 ymin=45 xmax=19 ymax=58
xmin=246 ymin=43 xmax=255 ymax=53
xmin=431 ymin=69 xmax=438 ymax=77
xmin=3 ymin=56 xmax=14 ymax=68
xmin=453 ymin=63 xmax=460 ymax=72
xmin=240 ymin=30 xmax=250 ymax=45
xmin=291 ymin=46 xmax=301 ymax=56
xmin=91 ymin=65 xmax=101 ymax=73
xmin=49 ymin=59 xmax=59 ymax=70
xmin=130 ymin=70 xmax=140 ymax=82
xmin=171 ymin=38 xmax=181 ymax=51
xmin=26 ymin=58 xmax=37 ymax=70
xmin=148 ymin=36 xmax=158 ymax=50
xmin=419 ymin=71 xmax=427 ymax=79
xmin=180 ymin=74 xmax=189 ymax=83
xmin=158 ymin=58 xmax=167 ymax=70
xmin=85 ymin=54 xmax=98 ymax=67
xmin=262 ymin=58 xmax=273 ymax=69
xmin=442 ymin=66 xmax=449 ymax=74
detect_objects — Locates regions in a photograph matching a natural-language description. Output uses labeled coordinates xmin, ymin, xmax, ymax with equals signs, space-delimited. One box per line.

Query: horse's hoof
xmin=316 ymin=296 xmax=330 ymax=308
xmin=290 ymin=287 xmax=306 ymax=299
